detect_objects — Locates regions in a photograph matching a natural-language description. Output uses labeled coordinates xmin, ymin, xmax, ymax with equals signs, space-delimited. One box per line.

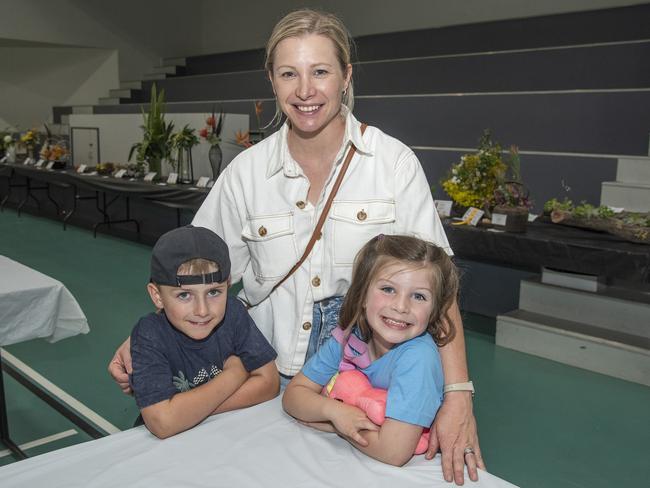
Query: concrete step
xmin=71 ymin=105 xmax=93 ymax=115
xmin=162 ymin=56 xmax=186 ymax=67
xmin=98 ymin=97 xmax=121 ymax=106
xmin=120 ymin=80 xmax=142 ymax=90
xmin=600 ymin=180 xmax=650 ymax=212
xmin=142 ymin=72 xmax=167 ymax=81
xmin=519 ymin=277 xmax=650 ymax=339
xmin=496 ymin=309 xmax=650 ymax=386
xmin=60 ymin=115 xmax=70 ymax=126
xmin=616 ymin=156 xmax=650 ymax=184
xmin=152 ymin=65 xmax=177 ymax=75
xmin=109 ymin=88 xmax=134 ymax=98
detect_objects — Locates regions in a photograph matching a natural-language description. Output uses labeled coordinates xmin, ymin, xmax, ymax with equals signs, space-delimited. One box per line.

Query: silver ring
xmin=463 ymin=447 xmax=475 ymax=456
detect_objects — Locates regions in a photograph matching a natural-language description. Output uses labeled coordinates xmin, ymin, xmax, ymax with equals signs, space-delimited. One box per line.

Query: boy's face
xmin=147 ymin=280 xmax=229 ymax=340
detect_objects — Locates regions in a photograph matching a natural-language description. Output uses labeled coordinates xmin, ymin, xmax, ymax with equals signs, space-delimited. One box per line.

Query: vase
xmin=147 ymin=156 xmax=162 ymax=176
xmin=6 ymin=146 xmax=16 ymax=163
xmin=178 ymin=148 xmax=194 ymax=184
xmin=208 ymin=144 xmax=223 ymax=180
xmin=492 ymin=205 xmax=528 ymax=233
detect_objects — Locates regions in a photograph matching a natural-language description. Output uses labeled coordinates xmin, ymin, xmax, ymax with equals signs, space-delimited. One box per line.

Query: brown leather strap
xmin=269 ymin=123 xmax=368 ymax=296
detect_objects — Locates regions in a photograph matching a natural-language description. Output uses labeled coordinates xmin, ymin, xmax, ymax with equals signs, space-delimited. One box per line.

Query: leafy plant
xmin=170 ymin=125 xmax=199 ymax=171
xmin=128 ymin=84 xmax=174 ymax=173
xmin=544 ymin=197 xmax=574 ymax=214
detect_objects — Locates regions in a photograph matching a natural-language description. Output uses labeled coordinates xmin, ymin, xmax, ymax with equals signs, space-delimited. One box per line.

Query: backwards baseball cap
xmin=150 ymin=225 xmax=231 ymax=286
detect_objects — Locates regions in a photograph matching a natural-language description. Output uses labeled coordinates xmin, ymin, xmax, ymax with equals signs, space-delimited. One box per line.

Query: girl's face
xmin=364 ymin=261 xmax=435 ymax=358
xmin=269 ymin=34 xmax=351 ymax=139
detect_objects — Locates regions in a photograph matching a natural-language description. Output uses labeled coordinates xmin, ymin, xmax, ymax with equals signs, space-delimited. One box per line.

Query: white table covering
xmin=0 ymin=256 xmax=89 ymax=345
xmin=0 ymin=397 xmax=517 ymax=487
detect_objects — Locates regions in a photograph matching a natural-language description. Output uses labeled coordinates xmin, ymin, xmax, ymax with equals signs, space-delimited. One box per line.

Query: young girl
xmin=283 ymin=234 xmax=459 ymax=466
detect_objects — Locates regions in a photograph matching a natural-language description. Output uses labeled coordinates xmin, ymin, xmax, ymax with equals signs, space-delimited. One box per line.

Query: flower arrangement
xmin=442 ymin=130 xmax=506 ymax=210
xmin=199 ymin=108 xmax=224 ymax=146
xmin=493 ymin=146 xmax=533 ymax=209
xmin=20 ymin=129 xmax=39 ymax=148
xmin=2 ymin=134 xmax=14 ymax=151
xmin=170 ymin=124 xmax=199 ymax=176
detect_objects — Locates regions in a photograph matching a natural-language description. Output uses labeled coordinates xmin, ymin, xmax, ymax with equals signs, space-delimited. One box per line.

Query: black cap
xmin=150 ymin=225 xmax=231 ymax=286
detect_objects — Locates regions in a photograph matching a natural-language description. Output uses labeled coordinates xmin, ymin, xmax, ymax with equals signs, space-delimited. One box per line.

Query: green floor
xmin=1 ymin=210 xmax=649 ymax=487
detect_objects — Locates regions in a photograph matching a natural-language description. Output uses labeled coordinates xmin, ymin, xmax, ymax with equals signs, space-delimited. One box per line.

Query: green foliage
xmin=171 ymin=125 xmax=199 ymax=151
xmin=128 ymin=84 xmax=174 ymax=164
xmin=543 ymin=197 xmax=574 ymax=213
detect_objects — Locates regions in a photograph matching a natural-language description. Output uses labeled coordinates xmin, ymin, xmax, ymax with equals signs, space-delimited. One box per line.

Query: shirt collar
xmin=266 ymin=106 xmax=372 ymax=179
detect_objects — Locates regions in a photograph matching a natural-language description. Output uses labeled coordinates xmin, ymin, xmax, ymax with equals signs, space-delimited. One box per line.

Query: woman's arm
xmin=141 ymin=356 xmax=248 ymax=439
xmin=427 ymin=300 xmax=486 ymax=484
xmin=211 ymin=360 xmax=280 ymax=414
xmin=283 ymin=372 xmax=378 ymax=446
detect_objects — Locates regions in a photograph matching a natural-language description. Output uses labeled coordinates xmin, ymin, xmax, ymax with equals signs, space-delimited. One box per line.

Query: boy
xmin=129 ymin=225 xmax=279 ymax=438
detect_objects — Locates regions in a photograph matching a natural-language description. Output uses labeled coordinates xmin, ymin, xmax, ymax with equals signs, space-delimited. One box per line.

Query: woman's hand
xmin=107 ymin=337 xmax=132 ymax=394
xmin=326 ymin=402 xmax=379 ymax=447
xmin=426 ymin=391 xmax=485 ymax=485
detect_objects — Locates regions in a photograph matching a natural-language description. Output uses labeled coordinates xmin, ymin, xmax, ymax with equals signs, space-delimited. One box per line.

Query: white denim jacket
xmin=193 ymin=109 xmax=451 ymax=375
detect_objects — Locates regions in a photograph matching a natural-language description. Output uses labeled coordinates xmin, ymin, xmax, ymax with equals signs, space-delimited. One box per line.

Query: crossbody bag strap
xmin=268 ymin=123 xmax=368 ymax=296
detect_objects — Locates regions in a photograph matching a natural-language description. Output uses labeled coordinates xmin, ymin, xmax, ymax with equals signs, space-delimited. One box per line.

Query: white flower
xmin=3 ymin=135 xmax=12 ymax=144
xmin=451 ymin=176 xmax=459 ymax=184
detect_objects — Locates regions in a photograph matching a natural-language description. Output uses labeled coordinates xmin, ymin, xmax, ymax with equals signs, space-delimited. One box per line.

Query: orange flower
xmin=206 ymin=115 xmax=216 ymax=127
xmin=235 ymin=130 xmax=252 ymax=148
xmin=255 ymin=101 xmax=263 ymax=117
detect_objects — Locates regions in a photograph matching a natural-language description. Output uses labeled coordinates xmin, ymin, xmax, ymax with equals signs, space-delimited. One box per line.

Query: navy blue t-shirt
xmin=129 ymin=295 xmax=277 ymax=409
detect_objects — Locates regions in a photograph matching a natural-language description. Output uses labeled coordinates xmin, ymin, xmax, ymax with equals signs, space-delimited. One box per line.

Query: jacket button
xmin=296 ymin=201 xmax=306 ymax=209
xmin=302 ymin=321 xmax=312 ymax=331
xmin=258 ymin=226 xmax=267 ymax=237
xmin=357 ymin=210 xmax=367 ymax=221
xmin=311 ymin=276 xmax=321 ymax=287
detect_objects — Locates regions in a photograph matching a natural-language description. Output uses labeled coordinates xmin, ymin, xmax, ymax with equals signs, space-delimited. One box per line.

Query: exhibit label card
xmin=455 ymin=206 xmax=484 ymax=226
xmin=113 ymin=169 xmax=127 ymax=178
xmin=35 ymin=159 xmax=45 ymax=168
xmin=46 ymin=161 xmax=55 ymax=170
xmin=0 ymin=156 xmax=7 ymax=163
xmin=77 ymin=164 xmax=87 ymax=174
xmin=196 ymin=176 xmax=210 ymax=188
xmin=434 ymin=200 xmax=453 ymax=218
xmin=144 ymin=172 xmax=157 ymax=182
xmin=491 ymin=213 xmax=507 ymax=226
xmin=167 ymin=173 xmax=178 ymax=184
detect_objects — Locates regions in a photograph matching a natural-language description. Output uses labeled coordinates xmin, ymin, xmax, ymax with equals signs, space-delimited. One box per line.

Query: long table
xmin=0 ymin=256 xmax=90 ymax=458
xmin=0 ymin=396 xmax=517 ymax=487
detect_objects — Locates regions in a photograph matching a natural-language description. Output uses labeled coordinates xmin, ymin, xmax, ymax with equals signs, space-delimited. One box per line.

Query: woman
xmin=110 ymin=9 xmax=484 ymax=484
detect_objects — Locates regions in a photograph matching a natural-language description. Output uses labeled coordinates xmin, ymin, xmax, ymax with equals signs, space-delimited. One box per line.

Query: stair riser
xmin=616 ymin=157 xmax=650 ymax=184
xmin=600 ymin=183 xmax=650 ymax=212
xmin=519 ymin=281 xmax=650 ymax=339
xmin=496 ymin=316 xmax=650 ymax=386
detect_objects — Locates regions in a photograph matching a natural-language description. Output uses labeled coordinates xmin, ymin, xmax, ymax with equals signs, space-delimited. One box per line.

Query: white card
xmin=434 ymin=200 xmax=453 ymax=218
xmin=144 ymin=172 xmax=157 ymax=182
xmin=77 ymin=164 xmax=87 ymax=174
xmin=0 ymin=156 xmax=7 ymax=163
xmin=528 ymin=213 xmax=538 ymax=222
xmin=46 ymin=161 xmax=55 ymax=170
xmin=461 ymin=207 xmax=484 ymax=226
xmin=35 ymin=159 xmax=45 ymax=168
xmin=23 ymin=157 xmax=33 ymax=165
xmin=166 ymin=172 xmax=178 ymax=184
xmin=114 ymin=169 xmax=127 ymax=178
xmin=196 ymin=176 xmax=210 ymax=188
xmin=207 ymin=180 xmax=215 ymax=188
xmin=491 ymin=213 xmax=507 ymax=226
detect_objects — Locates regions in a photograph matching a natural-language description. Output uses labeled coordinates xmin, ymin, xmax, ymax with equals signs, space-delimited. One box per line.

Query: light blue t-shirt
xmin=301 ymin=328 xmax=443 ymax=427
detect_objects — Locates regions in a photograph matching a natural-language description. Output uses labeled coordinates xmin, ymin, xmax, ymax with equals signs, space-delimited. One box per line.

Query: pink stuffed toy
xmin=322 ymin=369 xmax=430 ymax=454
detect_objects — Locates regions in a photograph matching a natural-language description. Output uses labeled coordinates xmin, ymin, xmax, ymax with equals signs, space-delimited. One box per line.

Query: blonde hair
xmin=338 ymin=235 xmax=459 ymax=347
xmin=265 ymin=9 xmax=355 ymax=126
xmin=176 ymin=258 xmax=219 ymax=276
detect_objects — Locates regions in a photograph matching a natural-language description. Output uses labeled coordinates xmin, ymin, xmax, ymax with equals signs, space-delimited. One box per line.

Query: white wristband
xmin=443 ymin=381 xmax=475 ymax=397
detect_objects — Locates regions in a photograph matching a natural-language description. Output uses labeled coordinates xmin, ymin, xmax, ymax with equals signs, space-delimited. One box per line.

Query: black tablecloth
xmin=444 ymin=219 xmax=650 ymax=284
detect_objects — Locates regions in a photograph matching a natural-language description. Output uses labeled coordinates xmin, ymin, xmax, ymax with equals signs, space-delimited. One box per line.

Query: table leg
xmin=0 ymin=350 xmax=27 ymax=460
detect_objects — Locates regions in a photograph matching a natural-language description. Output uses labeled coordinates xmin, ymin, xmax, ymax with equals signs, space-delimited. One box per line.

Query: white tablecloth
xmin=0 ymin=256 xmax=89 ymax=346
xmin=0 ymin=396 xmax=517 ymax=487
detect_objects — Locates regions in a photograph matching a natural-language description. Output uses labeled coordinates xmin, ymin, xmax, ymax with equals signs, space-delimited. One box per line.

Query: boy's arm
xmin=283 ymin=372 xmax=378 ymax=446
xmin=141 ymin=355 xmax=248 ymax=439
xmin=211 ymin=360 xmax=279 ymax=414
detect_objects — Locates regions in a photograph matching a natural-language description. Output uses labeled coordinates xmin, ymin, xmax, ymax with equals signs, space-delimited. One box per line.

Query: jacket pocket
xmin=329 ymin=200 xmax=396 ymax=266
xmin=241 ymin=212 xmax=298 ymax=281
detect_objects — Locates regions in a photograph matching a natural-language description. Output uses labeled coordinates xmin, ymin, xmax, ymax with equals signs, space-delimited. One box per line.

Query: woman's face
xmin=269 ymin=34 xmax=351 ymax=139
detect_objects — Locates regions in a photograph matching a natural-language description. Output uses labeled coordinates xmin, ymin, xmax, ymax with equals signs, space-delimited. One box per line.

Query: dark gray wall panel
xmin=355 ymin=91 xmax=650 ymax=156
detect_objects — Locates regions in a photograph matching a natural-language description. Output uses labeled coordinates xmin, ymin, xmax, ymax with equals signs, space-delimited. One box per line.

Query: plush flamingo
xmin=322 ymin=369 xmax=430 ymax=454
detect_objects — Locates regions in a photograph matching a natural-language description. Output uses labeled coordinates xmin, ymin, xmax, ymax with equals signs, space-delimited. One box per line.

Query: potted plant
xmin=442 ymin=130 xmax=506 ymax=216
xmin=128 ymin=83 xmax=174 ymax=177
xmin=170 ymin=124 xmax=199 ymax=184
xmin=199 ymin=107 xmax=224 ymax=179
xmin=491 ymin=146 xmax=533 ymax=232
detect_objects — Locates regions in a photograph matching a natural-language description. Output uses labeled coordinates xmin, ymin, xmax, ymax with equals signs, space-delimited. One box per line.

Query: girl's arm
xmin=141 ymin=355 xmax=248 ymax=438
xmin=283 ymin=372 xmax=378 ymax=446
xmin=347 ymin=419 xmax=423 ymax=467
xmin=211 ymin=360 xmax=280 ymax=414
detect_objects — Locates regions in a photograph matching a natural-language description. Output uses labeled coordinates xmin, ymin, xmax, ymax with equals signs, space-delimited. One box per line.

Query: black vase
xmin=208 ymin=145 xmax=223 ymax=180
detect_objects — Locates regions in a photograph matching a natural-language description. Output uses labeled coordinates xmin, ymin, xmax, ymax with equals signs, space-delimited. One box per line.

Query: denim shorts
xmin=279 ymin=296 xmax=344 ymax=389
